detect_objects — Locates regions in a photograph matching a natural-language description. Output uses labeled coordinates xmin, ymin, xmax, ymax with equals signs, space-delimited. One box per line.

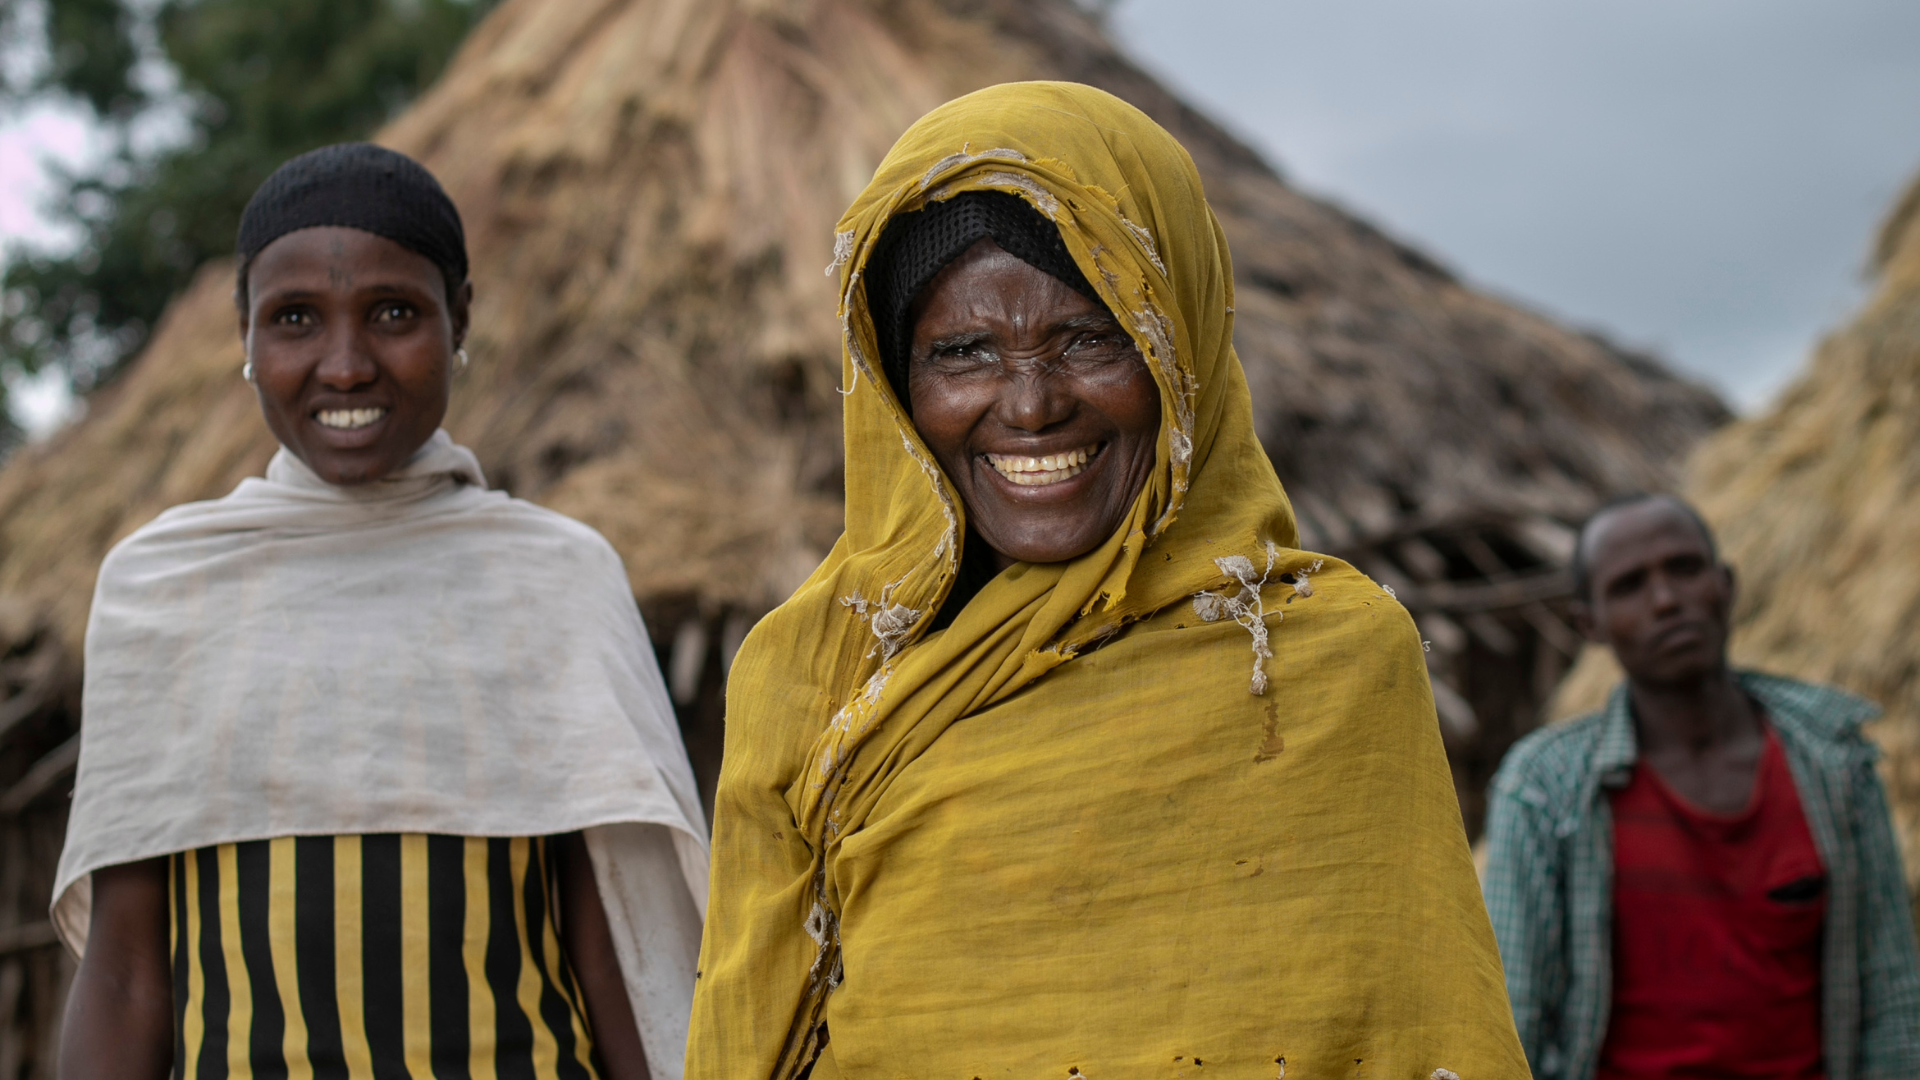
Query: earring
xmin=241 ymin=360 xmax=255 ymax=384
xmin=455 ymin=347 xmax=469 ymax=371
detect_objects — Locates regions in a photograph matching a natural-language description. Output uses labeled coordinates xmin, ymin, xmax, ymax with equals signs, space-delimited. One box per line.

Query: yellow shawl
xmin=688 ymin=82 xmax=1526 ymax=1080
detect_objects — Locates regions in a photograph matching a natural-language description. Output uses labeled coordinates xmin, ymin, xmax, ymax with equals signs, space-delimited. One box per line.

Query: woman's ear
xmin=450 ymin=279 xmax=474 ymax=350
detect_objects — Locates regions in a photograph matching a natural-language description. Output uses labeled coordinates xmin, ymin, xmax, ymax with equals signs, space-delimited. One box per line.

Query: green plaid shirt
xmin=1482 ymin=671 xmax=1920 ymax=1080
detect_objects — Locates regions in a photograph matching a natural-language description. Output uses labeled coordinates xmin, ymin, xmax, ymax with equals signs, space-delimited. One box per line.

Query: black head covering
xmin=236 ymin=142 xmax=467 ymax=298
xmin=865 ymin=190 xmax=1103 ymax=406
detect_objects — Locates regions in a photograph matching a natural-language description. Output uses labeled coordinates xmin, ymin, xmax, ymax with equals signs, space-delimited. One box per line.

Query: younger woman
xmin=55 ymin=143 xmax=706 ymax=1080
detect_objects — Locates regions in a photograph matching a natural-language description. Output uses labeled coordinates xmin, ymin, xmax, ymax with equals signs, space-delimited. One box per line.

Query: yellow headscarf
xmin=688 ymin=82 xmax=1525 ymax=1080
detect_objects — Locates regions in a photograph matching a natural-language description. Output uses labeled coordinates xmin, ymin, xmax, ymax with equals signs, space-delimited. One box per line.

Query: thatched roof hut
xmin=1553 ymin=168 xmax=1920 ymax=884
xmin=0 ymin=0 xmax=1726 ymax=1067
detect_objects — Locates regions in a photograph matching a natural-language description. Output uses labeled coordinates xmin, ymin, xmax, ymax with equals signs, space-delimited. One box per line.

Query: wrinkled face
xmin=907 ymin=239 xmax=1162 ymax=570
xmin=1573 ymin=499 xmax=1734 ymax=688
xmin=240 ymin=226 xmax=470 ymax=485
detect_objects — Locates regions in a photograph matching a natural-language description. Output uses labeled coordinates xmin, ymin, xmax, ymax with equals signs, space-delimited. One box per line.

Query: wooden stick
xmin=1394 ymin=570 xmax=1572 ymax=614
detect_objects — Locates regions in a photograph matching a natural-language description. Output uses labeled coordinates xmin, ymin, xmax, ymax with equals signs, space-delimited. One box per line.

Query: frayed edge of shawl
xmin=824 ymin=230 xmax=855 ymax=278
xmin=1192 ymin=544 xmax=1321 ymax=695
xmin=917 ymin=144 xmax=1028 ymax=191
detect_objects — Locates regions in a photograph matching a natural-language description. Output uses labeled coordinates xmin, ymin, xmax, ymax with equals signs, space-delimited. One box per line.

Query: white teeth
xmin=315 ymin=407 xmax=388 ymax=430
xmin=986 ymin=445 xmax=1098 ymax=486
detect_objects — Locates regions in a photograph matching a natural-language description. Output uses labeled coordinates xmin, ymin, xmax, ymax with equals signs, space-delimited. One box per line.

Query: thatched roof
xmin=0 ymin=0 xmax=1729 ymax=862
xmin=1555 ymin=167 xmax=1920 ymax=880
xmin=0 ymin=0 xmax=1725 ymax=666
xmin=0 ymin=0 xmax=1732 ymax=833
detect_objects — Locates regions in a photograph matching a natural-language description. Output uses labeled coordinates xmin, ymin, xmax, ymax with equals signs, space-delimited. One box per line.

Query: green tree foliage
xmin=0 ymin=0 xmax=496 ymax=416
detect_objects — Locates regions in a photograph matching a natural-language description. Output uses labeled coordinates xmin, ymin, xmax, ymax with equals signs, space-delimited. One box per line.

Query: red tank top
xmin=1599 ymin=726 xmax=1827 ymax=1080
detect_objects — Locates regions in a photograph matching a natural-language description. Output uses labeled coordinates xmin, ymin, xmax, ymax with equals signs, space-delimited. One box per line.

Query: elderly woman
xmin=688 ymin=84 xmax=1528 ymax=1078
xmin=54 ymin=144 xmax=707 ymax=1080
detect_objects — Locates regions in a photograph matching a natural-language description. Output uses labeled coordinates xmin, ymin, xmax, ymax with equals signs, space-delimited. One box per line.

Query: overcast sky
xmin=1110 ymin=0 xmax=1920 ymax=410
xmin=4 ymin=1 xmax=1919 ymax=418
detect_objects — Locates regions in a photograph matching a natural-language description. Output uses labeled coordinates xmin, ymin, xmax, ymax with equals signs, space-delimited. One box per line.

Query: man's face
xmin=1573 ymin=499 xmax=1734 ymax=688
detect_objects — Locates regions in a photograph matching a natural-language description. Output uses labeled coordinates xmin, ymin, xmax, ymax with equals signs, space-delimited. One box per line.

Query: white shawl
xmin=53 ymin=430 xmax=709 ymax=1079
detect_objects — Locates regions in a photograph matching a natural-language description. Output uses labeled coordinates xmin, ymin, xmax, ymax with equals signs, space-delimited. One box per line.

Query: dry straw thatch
xmin=0 ymin=0 xmax=1726 ymax=1066
xmin=1552 ymin=169 xmax=1920 ymax=884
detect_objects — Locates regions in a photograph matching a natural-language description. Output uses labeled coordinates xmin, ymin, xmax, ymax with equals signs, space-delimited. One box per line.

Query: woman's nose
xmin=314 ymin=328 xmax=379 ymax=389
xmin=995 ymin=362 xmax=1074 ymax=431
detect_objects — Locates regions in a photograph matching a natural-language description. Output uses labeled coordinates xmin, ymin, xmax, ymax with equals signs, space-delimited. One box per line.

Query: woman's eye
xmin=271 ymin=308 xmax=314 ymax=327
xmin=928 ymin=342 xmax=996 ymax=368
xmin=373 ymin=302 xmax=416 ymax=323
xmin=1066 ymin=332 xmax=1131 ymax=359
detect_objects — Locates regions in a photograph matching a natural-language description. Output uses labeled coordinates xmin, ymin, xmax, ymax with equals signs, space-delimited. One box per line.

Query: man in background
xmin=1481 ymin=492 xmax=1920 ymax=1080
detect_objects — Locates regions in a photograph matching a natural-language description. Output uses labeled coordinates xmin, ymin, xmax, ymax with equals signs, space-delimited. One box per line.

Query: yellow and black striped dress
xmin=168 ymin=834 xmax=601 ymax=1079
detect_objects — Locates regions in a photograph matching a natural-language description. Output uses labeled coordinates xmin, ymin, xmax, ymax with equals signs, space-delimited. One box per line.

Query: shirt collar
xmin=1589 ymin=668 xmax=1879 ymax=788
xmin=1592 ymin=681 xmax=1640 ymax=790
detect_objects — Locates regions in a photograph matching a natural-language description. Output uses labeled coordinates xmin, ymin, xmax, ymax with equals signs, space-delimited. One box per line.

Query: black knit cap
xmin=236 ymin=142 xmax=467 ymax=297
xmin=865 ymin=190 xmax=1103 ymax=406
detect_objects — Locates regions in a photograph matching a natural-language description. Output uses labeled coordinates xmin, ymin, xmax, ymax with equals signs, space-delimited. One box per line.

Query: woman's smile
xmin=983 ymin=442 xmax=1102 ymax=487
xmin=303 ymin=403 xmax=394 ymax=453
xmin=313 ymin=406 xmax=390 ymax=431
